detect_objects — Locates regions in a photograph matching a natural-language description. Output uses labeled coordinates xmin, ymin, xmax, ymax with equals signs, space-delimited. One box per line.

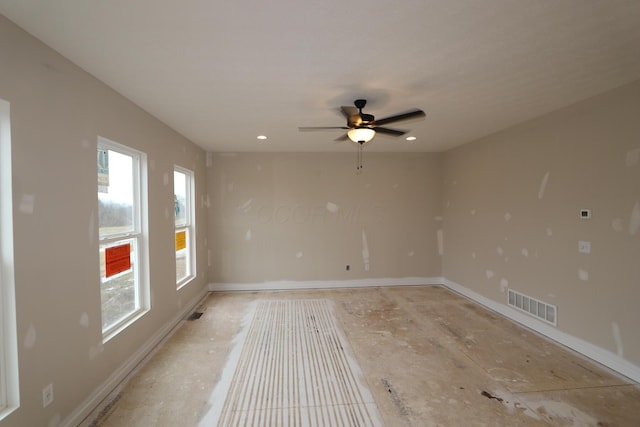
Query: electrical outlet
xmin=42 ymin=383 xmax=54 ymax=407
xmin=578 ymin=241 xmax=591 ymax=254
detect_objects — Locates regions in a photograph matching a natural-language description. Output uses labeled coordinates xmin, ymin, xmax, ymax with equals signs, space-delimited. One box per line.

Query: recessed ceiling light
xmin=257 ymin=135 xmax=267 ymax=140
xmin=406 ymin=136 xmax=417 ymax=141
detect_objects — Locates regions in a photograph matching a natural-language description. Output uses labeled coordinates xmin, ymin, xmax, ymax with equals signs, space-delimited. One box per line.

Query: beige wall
xmin=0 ymin=16 xmax=208 ymax=427
xmin=207 ymin=152 xmax=443 ymax=284
xmin=442 ymin=80 xmax=640 ymax=368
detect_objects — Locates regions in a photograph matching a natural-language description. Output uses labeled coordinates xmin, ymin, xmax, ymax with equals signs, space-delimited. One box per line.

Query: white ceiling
xmin=1 ymin=0 xmax=640 ymax=152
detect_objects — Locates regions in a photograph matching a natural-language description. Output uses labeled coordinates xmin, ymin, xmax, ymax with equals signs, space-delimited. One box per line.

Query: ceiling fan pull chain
xmin=356 ymin=142 xmax=363 ymax=174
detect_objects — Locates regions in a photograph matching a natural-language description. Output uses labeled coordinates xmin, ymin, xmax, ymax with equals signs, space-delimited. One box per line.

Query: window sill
xmin=102 ymin=308 xmax=149 ymax=343
xmin=176 ymin=276 xmax=196 ymax=291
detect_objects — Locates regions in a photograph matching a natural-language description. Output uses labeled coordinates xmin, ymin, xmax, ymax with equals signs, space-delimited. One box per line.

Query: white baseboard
xmin=209 ymin=276 xmax=443 ymax=292
xmin=63 ymin=286 xmax=210 ymax=427
xmin=442 ymin=278 xmax=640 ymax=384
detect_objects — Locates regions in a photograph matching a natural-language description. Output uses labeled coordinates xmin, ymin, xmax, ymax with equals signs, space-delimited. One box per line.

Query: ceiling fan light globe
xmin=347 ymin=128 xmax=375 ymax=143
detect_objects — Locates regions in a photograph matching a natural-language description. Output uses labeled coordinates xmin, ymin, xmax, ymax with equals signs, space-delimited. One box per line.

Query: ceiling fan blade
xmin=340 ymin=106 xmax=358 ymax=118
xmin=374 ymin=127 xmax=407 ymax=136
xmin=373 ymin=109 xmax=425 ymax=126
xmin=334 ymin=133 xmax=350 ymax=142
xmin=298 ymin=126 xmax=349 ymax=131
xmin=340 ymin=106 xmax=362 ymax=126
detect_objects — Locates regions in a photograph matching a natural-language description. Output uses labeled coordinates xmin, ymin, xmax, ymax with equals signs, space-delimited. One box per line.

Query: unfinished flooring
xmin=94 ymin=286 xmax=640 ymax=426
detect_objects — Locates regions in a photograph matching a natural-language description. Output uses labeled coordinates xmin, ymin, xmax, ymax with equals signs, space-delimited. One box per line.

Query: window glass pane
xmin=99 ymin=239 xmax=138 ymax=330
xmin=99 ymin=150 xmax=134 ymax=235
xmin=176 ymin=229 xmax=189 ymax=282
xmin=174 ymin=170 xmax=187 ymax=227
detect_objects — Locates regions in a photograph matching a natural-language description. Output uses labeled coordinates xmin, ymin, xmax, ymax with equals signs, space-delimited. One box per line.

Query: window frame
xmin=0 ymin=99 xmax=19 ymax=419
xmin=97 ymin=136 xmax=149 ymax=341
xmin=174 ymin=166 xmax=196 ymax=289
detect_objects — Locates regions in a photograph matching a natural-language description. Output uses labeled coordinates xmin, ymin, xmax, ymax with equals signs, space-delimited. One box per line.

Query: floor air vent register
xmin=508 ymin=289 xmax=557 ymax=326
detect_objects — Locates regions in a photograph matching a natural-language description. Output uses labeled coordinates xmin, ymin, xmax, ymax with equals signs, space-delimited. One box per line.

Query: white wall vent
xmin=508 ymin=289 xmax=557 ymax=326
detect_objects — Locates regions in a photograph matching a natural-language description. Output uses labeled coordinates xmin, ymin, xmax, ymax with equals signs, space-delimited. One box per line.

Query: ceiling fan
xmin=299 ymin=99 xmax=426 ymax=144
xmin=299 ymin=99 xmax=426 ymax=172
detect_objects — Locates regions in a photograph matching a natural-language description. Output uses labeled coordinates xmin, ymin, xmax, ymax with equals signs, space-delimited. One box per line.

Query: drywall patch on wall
xmin=578 ymin=269 xmax=589 ymax=281
xmin=437 ymin=229 xmax=444 ymax=256
xmin=538 ymin=171 xmax=550 ymax=199
xmin=80 ymin=312 xmax=90 ymax=328
xmin=612 ymin=218 xmax=624 ymax=232
xmin=434 ymin=216 xmax=443 ymax=221
xmin=504 ymin=212 xmax=512 ymax=222
xmin=361 ymin=230 xmax=370 ymax=272
xmin=471 ymin=252 xmax=476 ymax=259
xmin=629 ymin=201 xmax=640 ymax=236
xmin=521 ymin=248 xmax=529 ymax=257
xmin=625 ymin=148 xmax=640 ymax=167
xmin=239 ymin=199 xmax=252 ymax=213
xmin=245 ymin=229 xmax=252 ymax=241
xmin=296 ymin=252 xmax=303 ymax=259
xmin=612 ymin=322 xmax=624 ymax=357
xmin=408 ymin=251 xmax=415 ymax=257
xmin=149 ymin=159 xmax=156 ymax=170
xmin=19 ymin=193 xmax=35 ymax=214
xmin=89 ymin=343 xmax=104 ymax=360
xmin=500 ymin=278 xmax=509 ymax=293
xmin=203 ymin=194 xmax=211 ymax=208
xmin=24 ymin=323 xmax=36 ymax=349
xmin=546 ymin=227 xmax=553 ymax=237
xmin=486 ymin=270 xmax=495 ymax=279
xmin=471 ymin=209 xmax=476 ymax=216
xmin=326 ymin=202 xmax=339 ymax=213
xmin=496 ymin=246 xmax=504 ymax=257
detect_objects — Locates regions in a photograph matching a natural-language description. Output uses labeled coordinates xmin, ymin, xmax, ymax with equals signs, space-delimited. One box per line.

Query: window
xmin=0 ymin=99 xmax=19 ymax=418
xmin=97 ymin=137 xmax=149 ymax=340
xmin=174 ymin=167 xmax=196 ymax=288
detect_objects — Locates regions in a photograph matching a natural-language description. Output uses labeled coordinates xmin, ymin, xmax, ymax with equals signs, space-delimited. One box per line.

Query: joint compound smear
xmin=24 ymin=323 xmax=36 ymax=349
xmin=362 ymin=230 xmax=370 ymax=271
xmin=629 ymin=201 xmax=640 ymax=236
xmin=239 ymin=199 xmax=252 ymax=213
xmin=437 ymin=229 xmax=444 ymax=256
xmin=625 ymin=148 xmax=640 ymax=167
xmin=612 ymin=322 xmax=624 ymax=357
xmin=538 ymin=171 xmax=550 ymax=199
xmin=326 ymin=202 xmax=339 ymax=213
xmin=578 ymin=269 xmax=589 ymax=281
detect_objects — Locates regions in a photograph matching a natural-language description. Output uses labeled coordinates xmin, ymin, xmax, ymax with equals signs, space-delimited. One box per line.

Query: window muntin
xmin=98 ymin=137 xmax=148 ymax=339
xmin=0 ymin=99 xmax=19 ymax=418
xmin=174 ymin=167 xmax=195 ymax=288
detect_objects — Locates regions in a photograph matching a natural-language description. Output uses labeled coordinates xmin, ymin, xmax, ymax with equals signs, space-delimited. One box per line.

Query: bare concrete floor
xmin=94 ymin=286 xmax=640 ymax=426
